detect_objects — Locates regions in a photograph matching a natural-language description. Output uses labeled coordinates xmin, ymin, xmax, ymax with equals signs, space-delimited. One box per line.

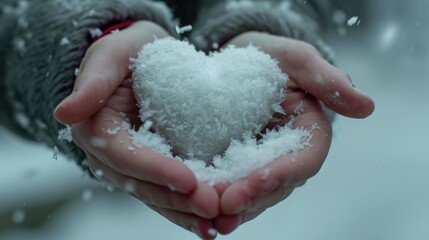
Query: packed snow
xmin=130 ymin=38 xmax=310 ymax=185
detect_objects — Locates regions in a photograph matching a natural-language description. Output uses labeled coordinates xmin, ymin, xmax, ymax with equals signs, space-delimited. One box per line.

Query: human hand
xmin=54 ymin=21 xmax=219 ymax=239
xmin=213 ymin=32 xmax=375 ymax=234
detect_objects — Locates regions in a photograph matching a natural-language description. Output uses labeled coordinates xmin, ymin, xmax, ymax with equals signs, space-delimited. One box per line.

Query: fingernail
xmin=55 ymin=91 xmax=76 ymax=112
xmin=353 ymin=86 xmax=370 ymax=98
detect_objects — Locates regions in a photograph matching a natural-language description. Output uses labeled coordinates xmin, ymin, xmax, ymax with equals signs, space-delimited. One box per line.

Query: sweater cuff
xmin=191 ymin=3 xmax=334 ymax=64
xmin=92 ymin=20 xmax=136 ymax=43
xmin=1 ymin=0 xmax=177 ymax=175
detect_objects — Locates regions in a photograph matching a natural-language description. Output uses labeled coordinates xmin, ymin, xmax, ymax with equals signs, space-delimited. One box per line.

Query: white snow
xmin=166 ymin=183 xmax=176 ymax=192
xmin=82 ymin=189 xmax=93 ymax=201
xmin=208 ymin=228 xmax=218 ymax=237
xmin=130 ymin=38 xmax=309 ymax=185
xmin=379 ymin=22 xmax=400 ymax=51
xmin=110 ymin=29 xmax=120 ymax=34
xmin=52 ymin=146 xmax=59 ymax=160
xmin=260 ymin=168 xmax=271 ymax=181
xmin=105 ymin=126 xmax=121 ymax=135
xmin=212 ymin=42 xmax=219 ymax=49
xmin=294 ymin=101 xmax=304 ymax=115
xmin=334 ymin=91 xmax=341 ymax=97
xmin=15 ymin=112 xmax=30 ymax=128
xmin=226 ymin=1 xmax=271 ymax=10
xmin=175 ymin=25 xmax=193 ymax=35
xmin=95 ymin=170 xmax=104 ymax=177
xmin=124 ymin=180 xmax=136 ymax=193
xmin=13 ymin=38 xmax=26 ymax=54
xmin=17 ymin=17 xmax=28 ymax=28
xmin=60 ymin=37 xmax=70 ymax=46
xmin=88 ymin=9 xmax=96 ymax=16
xmin=347 ymin=16 xmax=360 ymax=26
xmin=332 ymin=10 xmax=347 ymax=25
xmin=2 ymin=2 xmax=429 ymax=239
xmin=11 ymin=209 xmax=26 ymax=224
xmin=88 ymin=28 xmax=102 ymax=38
xmin=58 ymin=125 xmax=73 ymax=142
xmin=74 ymin=68 xmax=80 ymax=77
xmin=142 ymin=120 xmax=153 ymax=131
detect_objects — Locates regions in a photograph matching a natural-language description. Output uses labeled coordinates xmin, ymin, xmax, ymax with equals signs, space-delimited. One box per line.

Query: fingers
xmin=279 ymin=40 xmax=375 ymax=119
xmin=148 ymin=205 xmax=217 ymax=240
xmin=225 ymin=32 xmax=375 ymax=119
xmin=54 ymin=21 xmax=170 ymax=124
xmin=72 ymin=109 xmax=197 ymax=194
xmin=247 ymin=186 xmax=295 ymax=212
xmin=86 ymin=147 xmax=220 ymax=239
xmin=214 ymin=187 xmax=291 ymax=234
xmin=214 ymin=214 xmax=242 ymax=235
xmin=220 ymin=111 xmax=332 ymax=215
xmin=214 ymin=188 xmax=293 ymax=234
xmin=86 ymin=152 xmax=219 ymax=218
xmin=214 ymin=211 xmax=265 ymax=235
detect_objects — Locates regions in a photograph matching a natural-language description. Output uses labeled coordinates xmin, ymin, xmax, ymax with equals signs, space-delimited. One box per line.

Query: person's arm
xmin=0 ymin=0 xmax=176 ymax=170
xmin=191 ymin=0 xmax=333 ymax=59
xmin=1 ymin=1 xmax=221 ymax=238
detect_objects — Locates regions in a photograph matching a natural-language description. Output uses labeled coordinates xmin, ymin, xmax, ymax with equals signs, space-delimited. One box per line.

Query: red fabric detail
xmin=92 ymin=20 xmax=136 ymax=43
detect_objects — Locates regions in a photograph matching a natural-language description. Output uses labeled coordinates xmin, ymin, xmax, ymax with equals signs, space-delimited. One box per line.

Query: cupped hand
xmin=54 ymin=21 xmax=219 ymax=240
xmin=214 ymin=32 xmax=375 ymax=235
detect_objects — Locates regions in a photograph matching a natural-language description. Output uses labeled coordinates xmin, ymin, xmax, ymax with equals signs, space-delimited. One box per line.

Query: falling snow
xmin=58 ymin=125 xmax=73 ymax=142
xmin=82 ymin=189 xmax=93 ymax=201
xmin=347 ymin=16 xmax=360 ymax=27
xmin=60 ymin=36 xmax=70 ymax=46
xmin=11 ymin=209 xmax=26 ymax=224
xmin=175 ymin=25 xmax=193 ymax=35
xmin=89 ymin=28 xmax=102 ymax=38
xmin=52 ymin=146 xmax=59 ymax=160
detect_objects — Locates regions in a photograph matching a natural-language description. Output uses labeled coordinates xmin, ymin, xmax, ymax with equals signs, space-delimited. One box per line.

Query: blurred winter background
xmin=1 ymin=1 xmax=428 ymax=239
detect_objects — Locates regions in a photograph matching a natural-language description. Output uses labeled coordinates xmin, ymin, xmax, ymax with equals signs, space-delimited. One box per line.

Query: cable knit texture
xmin=0 ymin=0 xmax=176 ymax=173
xmin=191 ymin=0 xmax=334 ymax=62
xmin=1 ymin=0 xmax=339 ymax=172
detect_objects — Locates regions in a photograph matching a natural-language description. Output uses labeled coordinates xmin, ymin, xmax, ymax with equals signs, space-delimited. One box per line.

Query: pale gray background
xmin=1 ymin=1 xmax=428 ymax=239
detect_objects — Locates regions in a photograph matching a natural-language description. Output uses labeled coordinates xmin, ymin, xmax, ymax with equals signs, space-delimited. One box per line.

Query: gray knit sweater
xmin=0 ymin=0 xmax=347 ymax=173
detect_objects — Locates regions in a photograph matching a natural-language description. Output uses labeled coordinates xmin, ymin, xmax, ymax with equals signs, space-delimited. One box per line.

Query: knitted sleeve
xmin=0 ymin=0 xmax=176 ymax=172
xmin=190 ymin=0 xmax=335 ymax=62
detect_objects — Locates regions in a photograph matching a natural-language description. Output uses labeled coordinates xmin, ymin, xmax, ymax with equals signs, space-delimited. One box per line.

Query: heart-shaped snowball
xmin=131 ymin=38 xmax=287 ymax=162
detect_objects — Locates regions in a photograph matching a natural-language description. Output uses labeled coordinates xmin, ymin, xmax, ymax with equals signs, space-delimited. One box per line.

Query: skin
xmin=213 ymin=32 xmax=374 ymax=235
xmin=54 ymin=21 xmax=374 ymax=239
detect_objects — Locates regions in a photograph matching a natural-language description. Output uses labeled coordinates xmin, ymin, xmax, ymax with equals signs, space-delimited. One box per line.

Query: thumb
xmin=54 ymin=21 xmax=170 ymax=124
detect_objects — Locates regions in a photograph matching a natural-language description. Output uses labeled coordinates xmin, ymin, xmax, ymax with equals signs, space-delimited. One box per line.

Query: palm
xmin=96 ymin=78 xmax=140 ymax=129
xmin=55 ymin=21 xmax=221 ymax=239
xmin=55 ymin=27 xmax=373 ymax=238
xmin=213 ymin=32 xmax=374 ymax=234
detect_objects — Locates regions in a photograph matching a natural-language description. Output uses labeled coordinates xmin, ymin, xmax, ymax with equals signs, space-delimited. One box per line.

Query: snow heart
xmin=131 ymin=38 xmax=287 ymax=162
xmin=129 ymin=38 xmax=311 ymax=185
